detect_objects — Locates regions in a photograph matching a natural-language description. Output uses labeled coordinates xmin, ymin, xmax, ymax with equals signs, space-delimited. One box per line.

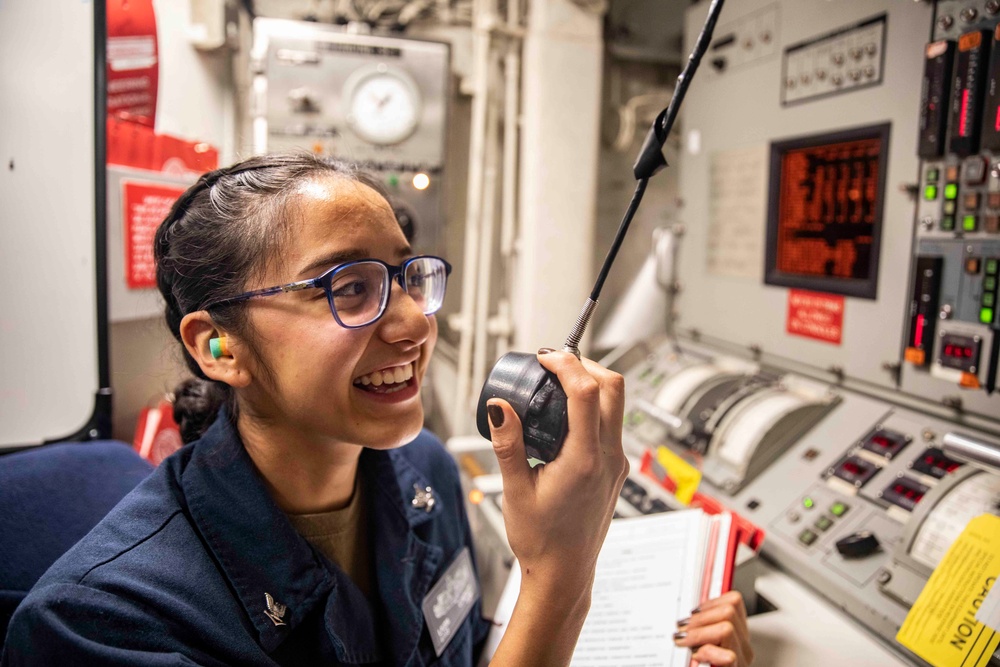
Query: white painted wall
xmin=0 ymin=1 xmax=100 ymax=447
xmin=153 ymin=0 xmax=236 ymax=162
xmin=514 ymin=0 xmax=604 ymax=352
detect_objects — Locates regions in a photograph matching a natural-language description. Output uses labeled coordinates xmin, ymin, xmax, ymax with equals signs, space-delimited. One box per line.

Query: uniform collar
xmin=181 ymin=411 xmax=443 ymax=664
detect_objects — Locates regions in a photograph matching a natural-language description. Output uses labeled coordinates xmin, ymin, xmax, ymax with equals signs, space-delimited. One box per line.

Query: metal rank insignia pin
xmin=412 ymin=484 xmax=436 ymax=512
xmin=264 ymin=592 xmax=287 ymax=627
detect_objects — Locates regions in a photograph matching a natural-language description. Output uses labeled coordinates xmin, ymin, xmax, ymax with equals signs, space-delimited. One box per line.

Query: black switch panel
xmin=919 ymin=40 xmax=956 ymax=158
xmin=950 ymin=30 xmax=991 ymax=157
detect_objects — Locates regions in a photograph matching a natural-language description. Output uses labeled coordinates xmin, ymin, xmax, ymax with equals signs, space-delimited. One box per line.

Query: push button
xmin=965 ymin=192 xmax=981 ymax=210
xmin=814 ymin=515 xmax=834 ymax=532
xmin=926 ymin=167 xmax=940 ymax=183
xmin=942 ymin=216 xmax=956 ymax=231
xmin=830 ymin=501 xmax=850 ymax=517
xmin=944 ymin=200 xmax=957 ymax=215
xmin=963 ymin=215 xmax=978 ymax=232
xmin=944 ymin=183 xmax=959 ymax=200
xmin=964 ymin=156 xmax=988 ymax=184
xmin=798 ymin=529 xmax=818 ymax=546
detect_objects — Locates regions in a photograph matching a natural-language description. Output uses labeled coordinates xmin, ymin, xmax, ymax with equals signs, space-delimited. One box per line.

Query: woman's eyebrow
xmin=295 ymin=244 xmax=414 ymax=278
xmin=296 ymin=249 xmax=369 ymax=278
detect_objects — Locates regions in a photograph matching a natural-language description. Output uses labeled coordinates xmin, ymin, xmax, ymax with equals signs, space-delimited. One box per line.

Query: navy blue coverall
xmin=1 ymin=412 xmax=491 ymax=666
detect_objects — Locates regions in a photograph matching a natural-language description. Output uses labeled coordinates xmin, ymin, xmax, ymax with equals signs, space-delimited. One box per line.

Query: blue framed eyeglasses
xmin=203 ymin=255 xmax=452 ymax=329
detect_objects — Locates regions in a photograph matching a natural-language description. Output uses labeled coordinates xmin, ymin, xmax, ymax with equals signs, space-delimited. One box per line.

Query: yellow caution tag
xmin=897 ymin=514 xmax=1000 ymax=667
xmin=655 ymin=446 xmax=701 ymax=505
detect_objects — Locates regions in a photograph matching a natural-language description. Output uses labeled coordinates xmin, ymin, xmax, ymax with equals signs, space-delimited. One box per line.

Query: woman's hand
xmin=674 ymin=591 xmax=754 ymax=666
xmin=487 ymin=350 xmax=629 ymax=666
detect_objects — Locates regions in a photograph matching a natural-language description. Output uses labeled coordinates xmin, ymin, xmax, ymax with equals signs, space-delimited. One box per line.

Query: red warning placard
xmin=123 ymin=182 xmax=185 ymax=289
xmin=786 ymin=289 xmax=844 ymax=345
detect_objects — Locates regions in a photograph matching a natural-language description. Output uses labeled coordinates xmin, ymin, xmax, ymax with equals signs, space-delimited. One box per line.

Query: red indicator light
xmin=915 ymin=314 xmax=925 ymax=348
xmin=961 ymin=88 xmax=970 ymax=137
xmin=995 ymin=106 xmax=1000 ymax=132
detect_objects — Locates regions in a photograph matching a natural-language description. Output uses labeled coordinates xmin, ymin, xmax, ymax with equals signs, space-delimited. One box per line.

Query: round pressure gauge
xmin=343 ymin=63 xmax=422 ymax=146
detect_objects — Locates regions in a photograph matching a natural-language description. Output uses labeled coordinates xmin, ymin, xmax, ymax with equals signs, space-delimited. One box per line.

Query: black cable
xmin=590 ymin=177 xmax=648 ymax=301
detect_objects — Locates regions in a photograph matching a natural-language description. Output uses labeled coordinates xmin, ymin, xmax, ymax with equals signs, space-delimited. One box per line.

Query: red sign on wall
xmin=786 ymin=289 xmax=845 ymax=345
xmin=123 ymin=182 xmax=185 ymax=289
xmin=107 ymin=0 xmax=159 ymax=126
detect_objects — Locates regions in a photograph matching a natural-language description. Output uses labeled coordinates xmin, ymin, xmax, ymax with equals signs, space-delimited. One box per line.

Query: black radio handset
xmin=476 ymin=0 xmax=727 ymax=462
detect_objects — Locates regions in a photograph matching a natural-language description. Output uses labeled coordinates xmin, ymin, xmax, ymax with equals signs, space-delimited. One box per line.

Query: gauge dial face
xmin=345 ymin=67 xmax=421 ymax=146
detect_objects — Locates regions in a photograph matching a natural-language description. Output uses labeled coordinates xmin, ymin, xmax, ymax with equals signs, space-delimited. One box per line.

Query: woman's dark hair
xmin=155 ymin=152 xmax=390 ymax=443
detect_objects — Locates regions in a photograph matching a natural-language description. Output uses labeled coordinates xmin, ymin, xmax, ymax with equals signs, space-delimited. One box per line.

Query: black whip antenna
xmin=562 ymin=0 xmax=727 ymax=357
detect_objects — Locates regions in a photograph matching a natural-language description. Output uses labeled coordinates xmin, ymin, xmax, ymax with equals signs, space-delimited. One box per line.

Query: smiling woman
xmin=1 ymin=153 xmax=632 ymax=667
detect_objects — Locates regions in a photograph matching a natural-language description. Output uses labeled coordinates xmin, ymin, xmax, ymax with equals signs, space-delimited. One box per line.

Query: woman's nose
xmin=378 ymin=280 xmax=431 ymax=345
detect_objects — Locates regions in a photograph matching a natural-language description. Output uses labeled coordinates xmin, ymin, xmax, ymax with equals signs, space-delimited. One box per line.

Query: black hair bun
xmin=172 ymin=378 xmax=226 ymax=444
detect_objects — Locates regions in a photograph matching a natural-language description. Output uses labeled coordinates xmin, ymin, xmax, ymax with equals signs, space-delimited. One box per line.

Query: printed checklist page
xmin=482 ymin=510 xmax=707 ymax=667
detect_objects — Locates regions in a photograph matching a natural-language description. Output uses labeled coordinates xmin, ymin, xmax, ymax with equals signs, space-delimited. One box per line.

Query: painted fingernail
xmin=691 ymin=606 xmax=702 ymax=614
xmin=676 ymin=617 xmax=691 ymax=627
xmin=537 ymin=347 xmax=556 ymax=355
xmin=673 ymin=631 xmax=687 ymax=642
xmin=487 ymin=404 xmax=505 ymax=429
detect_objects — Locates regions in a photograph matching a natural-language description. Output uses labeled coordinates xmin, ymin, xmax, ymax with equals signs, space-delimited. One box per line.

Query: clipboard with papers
xmin=483 ymin=509 xmax=743 ymax=667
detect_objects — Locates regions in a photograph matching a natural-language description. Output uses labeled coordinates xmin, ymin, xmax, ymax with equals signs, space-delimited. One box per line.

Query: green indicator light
xmin=985 ymin=276 xmax=997 ymax=291
xmin=830 ymin=502 xmax=848 ymax=517
xmin=926 ymin=168 xmax=940 ymax=182
xmin=987 ymin=259 xmax=999 ymax=275
xmin=802 ymin=497 xmax=815 ymax=509
xmin=945 ymin=183 xmax=959 ymax=200
xmin=964 ymin=215 xmax=978 ymax=231
xmin=942 ymin=216 xmax=956 ymax=231
xmin=924 ymin=185 xmax=938 ymax=201
xmin=983 ymin=293 xmax=995 ymax=308
xmin=944 ymin=200 xmax=957 ymax=215
xmin=387 ymin=174 xmax=400 ymax=187
xmin=981 ymin=307 xmax=994 ymax=324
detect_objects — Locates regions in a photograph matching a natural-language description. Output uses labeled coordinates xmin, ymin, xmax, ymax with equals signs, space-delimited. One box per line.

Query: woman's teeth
xmin=355 ymin=363 xmax=414 ymax=390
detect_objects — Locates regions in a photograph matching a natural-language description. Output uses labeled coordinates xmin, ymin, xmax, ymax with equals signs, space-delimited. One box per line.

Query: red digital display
xmin=923 ymin=453 xmax=961 ymax=474
xmin=842 ymin=461 xmax=865 ymax=475
xmin=891 ymin=483 xmax=925 ymax=503
xmin=871 ymin=435 xmax=893 ymax=449
xmin=772 ymin=136 xmax=883 ymax=284
xmin=943 ymin=343 xmax=976 ymax=359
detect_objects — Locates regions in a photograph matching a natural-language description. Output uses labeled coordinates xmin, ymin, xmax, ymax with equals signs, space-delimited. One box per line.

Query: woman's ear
xmin=179 ymin=311 xmax=252 ymax=388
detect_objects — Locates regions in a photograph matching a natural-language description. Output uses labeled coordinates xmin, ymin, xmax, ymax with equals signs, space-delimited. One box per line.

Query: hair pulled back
xmin=155 ymin=152 xmax=389 ymax=443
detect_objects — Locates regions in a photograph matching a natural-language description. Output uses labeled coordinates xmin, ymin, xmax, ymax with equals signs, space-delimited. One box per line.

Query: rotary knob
xmin=836 ymin=531 xmax=881 ymax=559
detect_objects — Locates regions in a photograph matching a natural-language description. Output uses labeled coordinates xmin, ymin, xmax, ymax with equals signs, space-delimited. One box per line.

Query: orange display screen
xmin=766 ymin=126 xmax=886 ymax=299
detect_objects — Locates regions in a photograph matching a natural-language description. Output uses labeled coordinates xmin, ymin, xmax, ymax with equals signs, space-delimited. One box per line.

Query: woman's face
xmin=240 ymin=175 xmax=437 ymax=449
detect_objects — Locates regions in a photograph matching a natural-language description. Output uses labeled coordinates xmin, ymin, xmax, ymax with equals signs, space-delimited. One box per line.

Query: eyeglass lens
xmin=329 ymin=257 xmax=448 ymax=327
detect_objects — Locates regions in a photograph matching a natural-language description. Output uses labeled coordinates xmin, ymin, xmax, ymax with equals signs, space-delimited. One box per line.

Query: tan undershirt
xmin=286 ymin=474 xmax=372 ymax=601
